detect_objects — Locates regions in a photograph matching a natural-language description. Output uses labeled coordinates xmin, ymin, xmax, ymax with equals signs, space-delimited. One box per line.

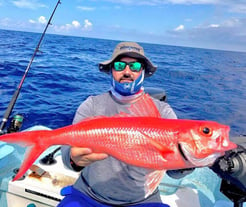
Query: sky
xmin=1 ymin=0 xmax=246 ymax=52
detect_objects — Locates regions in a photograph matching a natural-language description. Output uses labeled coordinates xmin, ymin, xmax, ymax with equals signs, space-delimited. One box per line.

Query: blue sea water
xmin=0 ymin=29 xmax=246 ymax=136
xmin=0 ymin=29 xmax=246 ymax=206
xmin=1 ymin=29 xmax=246 ymax=136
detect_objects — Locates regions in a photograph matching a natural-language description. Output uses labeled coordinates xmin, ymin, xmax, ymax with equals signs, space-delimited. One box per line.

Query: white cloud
xmin=97 ymin=0 xmax=217 ymax=6
xmin=72 ymin=20 xmax=81 ymax=28
xmin=165 ymin=17 xmax=246 ymax=51
xmin=29 ymin=19 xmax=36 ymax=24
xmin=77 ymin=6 xmax=95 ymax=11
xmin=12 ymin=0 xmax=46 ymax=9
xmin=227 ymin=4 xmax=246 ymax=13
xmin=166 ymin=0 xmax=218 ymax=4
xmin=222 ymin=18 xmax=241 ymax=27
xmin=209 ymin=24 xmax=220 ymax=28
xmin=83 ymin=19 xmax=92 ymax=30
xmin=174 ymin=24 xmax=184 ymax=31
xmin=0 ymin=17 xmax=45 ymax=31
xmin=0 ymin=18 xmax=11 ymax=27
xmin=95 ymin=0 xmax=246 ymax=14
xmin=61 ymin=24 xmax=73 ymax=31
xmin=38 ymin=16 xmax=47 ymax=24
xmin=28 ymin=16 xmax=47 ymax=24
xmin=53 ymin=19 xmax=93 ymax=33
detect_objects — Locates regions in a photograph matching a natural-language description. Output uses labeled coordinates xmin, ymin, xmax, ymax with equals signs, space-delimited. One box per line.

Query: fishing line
xmin=0 ymin=0 xmax=61 ymax=135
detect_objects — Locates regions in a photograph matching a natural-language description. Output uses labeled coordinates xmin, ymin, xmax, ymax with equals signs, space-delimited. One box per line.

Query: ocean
xmin=0 ymin=29 xmax=246 ymax=136
xmin=1 ymin=29 xmax=245 ymax=136
xmin=0 ymin=29 xmax=246 ymax=206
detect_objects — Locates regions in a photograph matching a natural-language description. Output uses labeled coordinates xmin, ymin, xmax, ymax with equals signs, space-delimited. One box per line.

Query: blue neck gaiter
xmin=111 ymin=70 xmax=145 ymax=96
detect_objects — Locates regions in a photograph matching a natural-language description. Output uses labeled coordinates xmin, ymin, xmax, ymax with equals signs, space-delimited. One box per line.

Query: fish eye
xmin=203 ymin=127 xmax=210 ymax=134
xmin=200 ymin=127 xmax=212 ymax=136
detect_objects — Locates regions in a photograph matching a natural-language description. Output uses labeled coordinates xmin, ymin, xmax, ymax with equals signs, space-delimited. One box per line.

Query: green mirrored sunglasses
xmin=113 ymin=61 xmax=142 ymax=72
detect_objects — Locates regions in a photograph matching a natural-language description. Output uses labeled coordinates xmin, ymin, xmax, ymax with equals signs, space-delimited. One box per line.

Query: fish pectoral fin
xmin=149 ymin=138 xmax=174 ymax=154
xmin=138 ymin=131 xmax=174 ymax=156
xmin=13 ymin=145 xmax=46 ymax=181
xmin=145 ymin=170 xmax=165 ymax=198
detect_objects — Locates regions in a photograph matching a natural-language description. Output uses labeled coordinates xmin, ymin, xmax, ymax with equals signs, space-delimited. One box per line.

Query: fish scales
xmin=60 ymin=117 xmax=178 ymax=168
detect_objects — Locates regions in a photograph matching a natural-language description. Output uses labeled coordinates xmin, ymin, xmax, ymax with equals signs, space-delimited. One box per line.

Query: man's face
xmin=112 ymin=57 xmax=143 ymax=83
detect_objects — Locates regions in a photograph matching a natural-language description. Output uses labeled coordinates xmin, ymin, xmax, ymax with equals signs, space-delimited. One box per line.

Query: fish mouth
xmin=179 ymin=143 xmax=220 ymax=167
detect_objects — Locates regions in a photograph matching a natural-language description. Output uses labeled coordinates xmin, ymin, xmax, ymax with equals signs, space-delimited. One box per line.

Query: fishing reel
xmin=7 ymin=114 xmax=24 ymax=134
xmin=0 ymin=114 xmax=24 ymax=135
xmin=211 ymin=144 xmax=246 ymax=207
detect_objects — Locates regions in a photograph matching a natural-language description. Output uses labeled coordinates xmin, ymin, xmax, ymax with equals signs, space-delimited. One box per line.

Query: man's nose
xmin=123 ymin=65 xmax=131 ymax=74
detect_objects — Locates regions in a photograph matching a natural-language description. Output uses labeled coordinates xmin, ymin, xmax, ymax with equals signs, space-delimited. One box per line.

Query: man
xmin=59 ymin=42 xmax=192 ymax=207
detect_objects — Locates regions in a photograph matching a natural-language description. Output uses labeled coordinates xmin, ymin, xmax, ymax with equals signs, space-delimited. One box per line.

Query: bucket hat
xmin=99 ymin=42 xmax=157 ymax=77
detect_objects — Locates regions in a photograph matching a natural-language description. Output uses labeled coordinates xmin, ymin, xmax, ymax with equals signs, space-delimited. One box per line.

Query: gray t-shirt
xmin=61 ymin=92 xmax=177 ymax=206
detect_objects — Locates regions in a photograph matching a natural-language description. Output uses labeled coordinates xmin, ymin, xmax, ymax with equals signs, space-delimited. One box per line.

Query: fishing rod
xmin=0 ymin=0 xmax=61 ymax=135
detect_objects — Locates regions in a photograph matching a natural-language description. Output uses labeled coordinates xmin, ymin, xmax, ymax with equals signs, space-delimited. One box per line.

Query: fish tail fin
xmin=13 ymin=145 xmax=47 ymax=181
xmin=0 ymin=130 xmax=52 ymax=181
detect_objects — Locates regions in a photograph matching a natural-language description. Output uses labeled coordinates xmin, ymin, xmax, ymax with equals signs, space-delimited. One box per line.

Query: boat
xmin=0 ymin=142 xmax=14 ymax=169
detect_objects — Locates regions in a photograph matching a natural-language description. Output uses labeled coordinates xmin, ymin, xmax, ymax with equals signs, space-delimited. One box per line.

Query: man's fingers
xmin=84 ymin=153 xmax=108 ymax=162
xmin=70 ymin=147 xmax=108 ymax=167
xmin=75 ymin=152 xmax=108 ymax=167
xmin=71 ymin=147 xmax=92 ymax=157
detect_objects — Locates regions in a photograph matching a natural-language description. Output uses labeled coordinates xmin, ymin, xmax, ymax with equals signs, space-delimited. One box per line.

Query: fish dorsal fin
xmin=126 ymin=93 xmax=161 ymax=117
xmin=82 ymin=93 xmax=161 ymax=120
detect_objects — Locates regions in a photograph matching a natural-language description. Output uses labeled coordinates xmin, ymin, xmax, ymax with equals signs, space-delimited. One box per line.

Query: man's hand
xmin=70 ymin=147 xmax=108 ymax=167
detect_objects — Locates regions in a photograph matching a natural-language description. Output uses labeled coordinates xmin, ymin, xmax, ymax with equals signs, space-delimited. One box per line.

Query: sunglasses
xmin=113 ymin=61 xmax=143 ymax=72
